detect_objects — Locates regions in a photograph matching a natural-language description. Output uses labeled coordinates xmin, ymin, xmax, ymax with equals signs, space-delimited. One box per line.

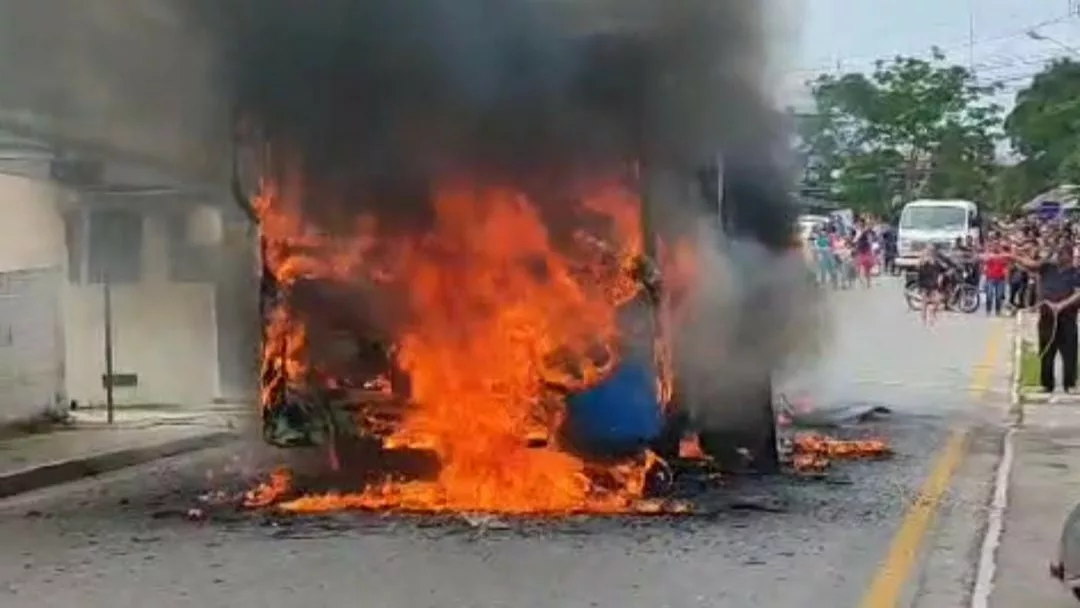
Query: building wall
xmin=0 ymin=170 xmax=245 ymax=421
xmin=0 ymin=175 xmax=67 ymax=272
xmin=63 ymin=207 xmax=221 ymax=407
xmin=0 ymin=174 xmax=67 ymax=423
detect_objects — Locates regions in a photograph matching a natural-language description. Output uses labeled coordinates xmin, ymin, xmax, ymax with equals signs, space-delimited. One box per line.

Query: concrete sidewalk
xmin=0 ymin=405 xmax=247 ymax=500
xmin=988 ymin=314 xmax=1080 ymax=606
xmin=990 ymin=406 xmax=1080 ymax=606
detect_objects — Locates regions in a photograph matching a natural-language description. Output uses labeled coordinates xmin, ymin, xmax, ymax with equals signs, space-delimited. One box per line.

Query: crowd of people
xmin=910 ymin=219 xmax=1079 ymax=325
xmin=804 ymin=218 xmax=894 ymax=290
xmin=801 ymin=213 xmax=1080 ymax=394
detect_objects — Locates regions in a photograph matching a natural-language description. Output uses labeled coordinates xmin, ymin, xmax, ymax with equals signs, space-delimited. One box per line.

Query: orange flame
xmin=677 ymin=433 xmax=709 ymax=460
xmin=255 ymin=168 xmax=675 ymax=514
xmin=791 ymin=432 xmax=891 ymax=474
xmin=243 ymin=466 xmax=292 ymax=508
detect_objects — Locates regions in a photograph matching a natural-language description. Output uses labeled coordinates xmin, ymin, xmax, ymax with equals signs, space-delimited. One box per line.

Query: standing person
xmin=980 ymin=241 xmax=1009 ymax=316
xmin=1014 ymin=239 xmax=1042 ymax=309
xmin=964 ymin=235 xmax=981 ymax=286
xmin=813 ymin=228 xmax=837 ymax=289
xmin=881 ymin=225 xmax=898 ymax=275
xmin=1013 ymin=246 xmax=1080 ymax=394
xmin=916 ymin=246 xmax=947 ymax=325
xmin=836 ymin=237 xmax=855 ymax=289
xmin=853 ymin=222 xmax=875 ymax=288
xmin=1023 ymin=219 xmax=1038 ymax=240
xmin=952 ymin=236 xmax=977 ymax=284
xmin=1007 ymin=243 xmax=1029 ymax=311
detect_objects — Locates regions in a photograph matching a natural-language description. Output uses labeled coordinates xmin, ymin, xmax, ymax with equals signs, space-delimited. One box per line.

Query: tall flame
xmin=255 ymin=167 xmax=666 ymax=514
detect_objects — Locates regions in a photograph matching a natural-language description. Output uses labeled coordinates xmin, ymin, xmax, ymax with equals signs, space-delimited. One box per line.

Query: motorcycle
xmin=904 ymin=266 xmax=980 ymax=314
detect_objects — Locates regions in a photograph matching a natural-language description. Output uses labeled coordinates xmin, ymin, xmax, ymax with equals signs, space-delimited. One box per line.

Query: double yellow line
xmin=857 ymin=320 xmax=1007 ymax=608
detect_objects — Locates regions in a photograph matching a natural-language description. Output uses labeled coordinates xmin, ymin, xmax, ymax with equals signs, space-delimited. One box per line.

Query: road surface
xmin=0 ymin=279 xmax=1014 ymax=608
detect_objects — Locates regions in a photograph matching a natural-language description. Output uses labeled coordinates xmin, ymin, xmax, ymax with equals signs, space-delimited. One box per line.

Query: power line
xmin=974 ymin=54 xmax=1064 ymax=77
xmin=786 ymin=37 xmax=1070 ymax=93
xmin=786 ymin=13 xmax=1073 ymax=76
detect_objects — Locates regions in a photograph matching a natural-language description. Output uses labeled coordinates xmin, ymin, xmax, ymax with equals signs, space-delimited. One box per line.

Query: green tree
xmin=988 ymin=161 xmax=1039 ymax=212
xmin=1005 ymin=58 xmax=1080 ymax=195
xmin=798 ymin=48 xmax=1002 ymax=213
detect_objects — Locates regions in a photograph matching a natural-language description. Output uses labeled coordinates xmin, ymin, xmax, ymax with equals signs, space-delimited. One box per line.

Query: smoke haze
xmin=186 ymin=0 xmax=822 ymax=432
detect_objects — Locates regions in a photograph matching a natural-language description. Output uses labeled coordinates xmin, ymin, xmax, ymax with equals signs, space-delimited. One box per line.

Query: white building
xmin=0 ymin=164 xmax=257 ymax=424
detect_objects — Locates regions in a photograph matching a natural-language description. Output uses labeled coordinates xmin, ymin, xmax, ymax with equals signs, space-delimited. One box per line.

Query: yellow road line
xmin=969 ymin=320 xmax=1007 ymax=397
xmin=857 ymin=320 xmax=1006 ymax=608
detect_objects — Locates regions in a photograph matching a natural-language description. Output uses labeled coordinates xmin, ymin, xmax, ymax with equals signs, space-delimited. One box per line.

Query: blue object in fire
xmin=563 ymin=351 xmax=663 ymax=456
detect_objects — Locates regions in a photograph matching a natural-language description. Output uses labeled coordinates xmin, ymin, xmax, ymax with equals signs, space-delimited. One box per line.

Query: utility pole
xmin=968 ymin=0 xmax=976 ymax=70
xmin=102 ymin=267 xmax=114 ymax=425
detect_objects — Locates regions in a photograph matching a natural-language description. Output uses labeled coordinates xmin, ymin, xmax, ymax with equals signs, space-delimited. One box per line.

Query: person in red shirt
xmin=981 ymin=241 xmax=1010 ymax=316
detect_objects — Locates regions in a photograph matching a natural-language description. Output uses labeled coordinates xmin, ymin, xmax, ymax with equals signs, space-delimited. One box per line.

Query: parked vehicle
xmin=896 ymin=200 xmax=983 ymax=270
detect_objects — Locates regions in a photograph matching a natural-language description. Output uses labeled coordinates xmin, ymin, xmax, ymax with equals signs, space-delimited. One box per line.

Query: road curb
xmin=0 ymin=431 xmax=236 ymax=500
xmin=969 ymin=312 xmax=1024 ymax=608
xmin=1010 ymin=311 xmax=1024 ymax=424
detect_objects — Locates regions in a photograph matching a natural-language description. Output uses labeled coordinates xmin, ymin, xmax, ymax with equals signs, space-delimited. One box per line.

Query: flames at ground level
xmin=241 ymin=430 xmax=892 ymax=515
xmin=254 ymin=167 xmax=687 ymax=514
xmin=247 ymin=167 xmax=891 ymax=516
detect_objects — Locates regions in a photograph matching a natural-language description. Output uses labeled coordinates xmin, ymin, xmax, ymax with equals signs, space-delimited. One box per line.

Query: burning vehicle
xmin=233 ymin=150 xmax=790 ymax=514
xmin=240 ymin=157 xmax=783 ymax=445
xmin=203 ymin=0 xmax=815 ymax=514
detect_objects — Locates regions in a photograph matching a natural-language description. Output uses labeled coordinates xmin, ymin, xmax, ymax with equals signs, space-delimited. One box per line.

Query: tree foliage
xmin=1004 ymin=59 xmax=1080 ymax=193
xmin=797 ymin=48 xmax=1002 ymax=214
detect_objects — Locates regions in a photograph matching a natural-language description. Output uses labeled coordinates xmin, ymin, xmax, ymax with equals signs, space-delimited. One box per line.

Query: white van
xmin=895 ymin=199 xmax=982 ymax=269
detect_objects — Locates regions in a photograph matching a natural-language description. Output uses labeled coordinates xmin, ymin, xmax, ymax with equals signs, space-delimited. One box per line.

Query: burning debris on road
xmin=786 ymin=433 xmax=892 ymax=476
xmin=184 ymin=0 xmax=840 ymax=516
xmin=232 ymin=400 xmax=893 ymax=516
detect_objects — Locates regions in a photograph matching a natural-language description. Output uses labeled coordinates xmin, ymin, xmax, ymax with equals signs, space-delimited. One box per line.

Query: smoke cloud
xmin=673 ymin=221 xmax=829 ymax=432
xmin=187 ymin=0 xmax=823 ymax=432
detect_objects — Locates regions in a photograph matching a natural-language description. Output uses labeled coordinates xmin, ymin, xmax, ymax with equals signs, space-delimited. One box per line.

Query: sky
xmin=774 ymin=0 xmax=1080 ymax=109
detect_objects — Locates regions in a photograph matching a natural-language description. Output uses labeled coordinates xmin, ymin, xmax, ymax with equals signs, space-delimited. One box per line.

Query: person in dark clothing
xmin=1011 ymin=240 xmax=1042 ymax=309
xmin=915 ymin=246 xmax=950 ymax=325
xmin=1008 ymin=254 xmax=1029 ymax=310
xmin=931 ymin=245 xmax=963 ymax=299
xmin=963 ymin=235 xmax=981 ymax=285
xmin=1014 ymin=246 xmax=1080 ymax=393
xmin=881 ymin=227 xmax=898 ymax=275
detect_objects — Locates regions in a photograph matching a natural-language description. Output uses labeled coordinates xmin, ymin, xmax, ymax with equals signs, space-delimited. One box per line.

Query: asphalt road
xmin=0 ymin=278 xmax=1013 ymax=608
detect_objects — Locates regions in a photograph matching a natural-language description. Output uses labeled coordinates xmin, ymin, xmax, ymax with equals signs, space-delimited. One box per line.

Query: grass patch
xmin=1019 ymin=339 xmax=1041 ymax=390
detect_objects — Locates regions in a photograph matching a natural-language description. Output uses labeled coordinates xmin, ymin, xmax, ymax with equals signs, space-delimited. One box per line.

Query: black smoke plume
xmin=186 ymin=0 xmax=819 ymax=433
xmin=188 ymin=1 xmax=787 ymax=224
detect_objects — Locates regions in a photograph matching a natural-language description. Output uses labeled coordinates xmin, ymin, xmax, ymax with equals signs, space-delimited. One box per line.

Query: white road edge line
xmin=970 ymin=425 xmax=1016 ymax=608
xmin=970 ymin=313 xmax=1023 ymax=608
xmin=1008 ymin=311 xmax=1024 ymax=410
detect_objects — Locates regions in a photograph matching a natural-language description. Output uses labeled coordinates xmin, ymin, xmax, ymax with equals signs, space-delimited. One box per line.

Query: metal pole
xmin=967 ymin=0 xmax=975 ymax=71
xmin=103 ymin=269 xmax=115 ymax=424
